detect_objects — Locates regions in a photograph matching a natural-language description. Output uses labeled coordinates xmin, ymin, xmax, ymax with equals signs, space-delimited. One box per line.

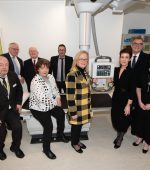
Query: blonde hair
xmin=71 ymin=50 xmax=89 ymax=72
xmin=131 ymin=35 xmax=144 ymax=42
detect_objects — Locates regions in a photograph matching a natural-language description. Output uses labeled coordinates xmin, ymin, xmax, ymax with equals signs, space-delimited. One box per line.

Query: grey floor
xmin=1 ymin=112 xmax=150 ymax=170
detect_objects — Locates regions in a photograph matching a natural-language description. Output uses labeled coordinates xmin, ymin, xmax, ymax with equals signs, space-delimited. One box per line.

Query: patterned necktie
xmin=61 ymin=59 xmax=64 ymax=82
xmin=12 ymin=57 xmax=20 ymax=75
xmin=132 ymin=56 xmax=137 ymax=69
xmin=2 ymin=78 xmax=8 ymax=96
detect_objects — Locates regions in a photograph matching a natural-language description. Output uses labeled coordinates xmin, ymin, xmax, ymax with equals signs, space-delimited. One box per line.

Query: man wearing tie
xmin=49 ymin=44 xmax=73 ymax=93
xmin=24 ymin=47 xmax=42 ymax=92
xmin=0 ymin=56 xmax=24 ymax=160
xmin=2 ymin=42 xmax=24 ymax=84
xmin=130 ymin=36 xmax=150 ymax=146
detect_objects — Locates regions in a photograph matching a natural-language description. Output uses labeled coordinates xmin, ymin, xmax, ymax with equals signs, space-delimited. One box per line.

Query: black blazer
xmin=129 ymin=51 xmax=150 ymax=104
xmin=24 ymin=57 xmax=42 ymax=91
xmin=49 ymin=55 xmax=73 ymax=81
xmin=129 ymin=51 xmax=149 ymax=82
xmin=0 ymin=72 xmax=23 ymax=121
xmin=3 ymin=53 xmax=24 ymax=78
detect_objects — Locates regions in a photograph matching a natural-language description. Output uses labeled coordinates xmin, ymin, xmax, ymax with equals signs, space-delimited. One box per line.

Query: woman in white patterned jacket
xmin=29 ymin=59 xmax=68 ymax=160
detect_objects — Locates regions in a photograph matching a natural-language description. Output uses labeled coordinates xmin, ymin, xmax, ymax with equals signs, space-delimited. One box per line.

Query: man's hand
xmin=20 ymin=77 xmax=24 ymax=84
xmin=16 ymin=104 xmax=22 ymax=113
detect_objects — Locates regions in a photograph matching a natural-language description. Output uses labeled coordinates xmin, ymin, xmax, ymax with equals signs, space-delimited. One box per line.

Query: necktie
xmin=61 ymin=59 xmax=64 ymax=82
xmin=132 ymin=56 xmax=137 ymax=69
xmin=33 ymin=60 xmax=37 ymax=73
xmin=2 ymin=78 xmax=8 ymax=96
xmin=12 ymin=57 xmax=20 ymax=75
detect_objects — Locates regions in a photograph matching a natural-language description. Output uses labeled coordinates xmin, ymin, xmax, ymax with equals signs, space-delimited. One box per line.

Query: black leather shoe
xmin=78 ymin=142 xmax=86 ymax=149
xmin=0 ymin=151 xmax=7 ymax=160
xmin=57 ymin=134 xmax=69 ymax=143
xmin=142 ymin=149 xmax=148 ymax=154
xmin=72 ymin=145 xmax=83 ymax=153
xmin=10 ymin=147 xmax=25 ymax=158
xmin=43 ymin=150 xmax=56 ymax=159
xmin=114 ymin=139 xmax=123 ymax=149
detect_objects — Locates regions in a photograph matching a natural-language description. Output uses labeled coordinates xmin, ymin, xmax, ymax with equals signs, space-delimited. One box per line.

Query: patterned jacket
xmin=29 ymin=74 xmax=60 ymax=112
xmin=65 ymin=66 xmax=93 ymax=125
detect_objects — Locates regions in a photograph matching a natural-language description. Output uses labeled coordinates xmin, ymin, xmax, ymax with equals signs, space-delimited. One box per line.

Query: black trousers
xmin=131 ymin=106 xmax=142 ymax=137
xmin=31 ymin=106 xmax=65 ymax=152
xmin=0 ymin=109 xmax=22 ymax=151
xmin=56 ymin=81 xmax=66 ymax=93
xmin=134 ymin=109 xmax=150 ymax=145
xmin=71 ymin=124 xmax=82 ymax=146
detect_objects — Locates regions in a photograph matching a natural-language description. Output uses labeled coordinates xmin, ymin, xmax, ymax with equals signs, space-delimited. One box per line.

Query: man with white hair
xmin=2 ymin=42 xmax=24 ymax=84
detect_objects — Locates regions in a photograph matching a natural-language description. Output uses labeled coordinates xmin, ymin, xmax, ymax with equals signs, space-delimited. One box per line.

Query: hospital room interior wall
xmin=123 ymin=13 xmax=150 ymax=34
xmin=0 ymin=1 xmax=124 ymax=67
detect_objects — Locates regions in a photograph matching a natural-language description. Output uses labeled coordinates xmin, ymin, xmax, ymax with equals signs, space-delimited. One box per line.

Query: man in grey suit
xmin=49 ymin=44 xmax=73 ymax=93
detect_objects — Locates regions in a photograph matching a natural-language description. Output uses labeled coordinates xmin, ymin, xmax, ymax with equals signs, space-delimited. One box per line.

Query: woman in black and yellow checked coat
xmin=65 ymin=50 xmax=93 ymax=154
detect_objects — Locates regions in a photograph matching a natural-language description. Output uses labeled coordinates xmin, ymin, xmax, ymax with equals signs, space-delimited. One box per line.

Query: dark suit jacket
xmin=49 ymin=55 xmax=73 ymax=81
xmin=3 ymin=53 xmax=24 ymax=78
xmin=129 ymin=51 xmax=149 ymax=81
xmin=129 ymin=51 xmax=150 ymax=104
xmin=0 ymin=72 xmax=23 ymax=121
xmin=24 ymin=57 xmax=42 ymax=91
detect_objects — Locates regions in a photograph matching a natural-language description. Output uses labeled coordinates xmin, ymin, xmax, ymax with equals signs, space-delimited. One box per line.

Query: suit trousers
xmin=31 ymin=106 xmax=65 ymax=152
xmin=71 ymin=124 xmax=82 ymax=146
xmin=0 ymin=109 xmax=22 ymax=151
xmin=56 ymin=81 xmax=66 ymax=93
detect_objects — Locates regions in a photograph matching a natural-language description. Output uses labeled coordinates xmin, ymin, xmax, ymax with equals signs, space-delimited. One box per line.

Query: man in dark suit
xmin=2 ymin=42 xmax=24 ymax=84
xmin=49 ymin=44 xmax=73 ymax=93
xmin=24 ymin=47 xmax=42 ymax=92
xmin=0 ymin=56 xmax=25 ymax=160
xmin=130 ymin=36 xmax=150 ymax=145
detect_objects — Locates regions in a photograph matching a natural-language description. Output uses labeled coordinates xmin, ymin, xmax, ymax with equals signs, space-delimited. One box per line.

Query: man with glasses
xmin=49 ymin=44 xmax=73 ymax=93
xmin=2 ymin=42 xmax=24 ymax=84
xmin=130 ymin=36 xmax=150 ymax=146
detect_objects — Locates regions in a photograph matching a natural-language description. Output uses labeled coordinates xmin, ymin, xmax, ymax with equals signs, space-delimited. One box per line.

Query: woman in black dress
xmin=136 ymin=61 xmax=150 ymax=153
xmin=111 ymin=48 xmax=135 ymax=149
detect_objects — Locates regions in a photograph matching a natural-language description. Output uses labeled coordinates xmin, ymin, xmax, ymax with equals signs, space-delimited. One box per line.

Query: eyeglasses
xmin=132 ymin=43 xmax=143 ymax=46
xmin=10 ymin=48 xmax=19 ymax=51
xmin=79 ymin=58 xmax=88 ymax=62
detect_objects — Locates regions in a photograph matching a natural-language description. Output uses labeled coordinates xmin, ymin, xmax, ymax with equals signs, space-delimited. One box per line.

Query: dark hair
xmin=36 ymin=58 xmax=50 ymax=71
xmin=120 ymin=48 xmax=132 ymax=58
xmin=58 ymin=44 xmax=66 ymax=49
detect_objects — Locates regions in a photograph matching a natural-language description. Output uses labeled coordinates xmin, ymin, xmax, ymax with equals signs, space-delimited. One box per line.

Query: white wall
xmin=0 ymin=1 xmax=124 ymax=66
xmin=123 ymin=13 xmax=150 ymax=34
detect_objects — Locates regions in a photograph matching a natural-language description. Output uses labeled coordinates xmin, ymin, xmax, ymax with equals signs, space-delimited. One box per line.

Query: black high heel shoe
xmin=71 ymin=145 xmax=83 ymax=153
xmin=142 ymin=149 xmax=148 ymax=154
xmin=132 ymin=139 xmax=143 ymax=146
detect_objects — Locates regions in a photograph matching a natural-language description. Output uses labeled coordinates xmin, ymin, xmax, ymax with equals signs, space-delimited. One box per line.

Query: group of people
xmin=111 ymin=36 xmax=150 ymax=154
xmin=0 ymin=43 xmax=92 ymax=160
xmin=0 ymin=35 xmax=149 ymax=161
